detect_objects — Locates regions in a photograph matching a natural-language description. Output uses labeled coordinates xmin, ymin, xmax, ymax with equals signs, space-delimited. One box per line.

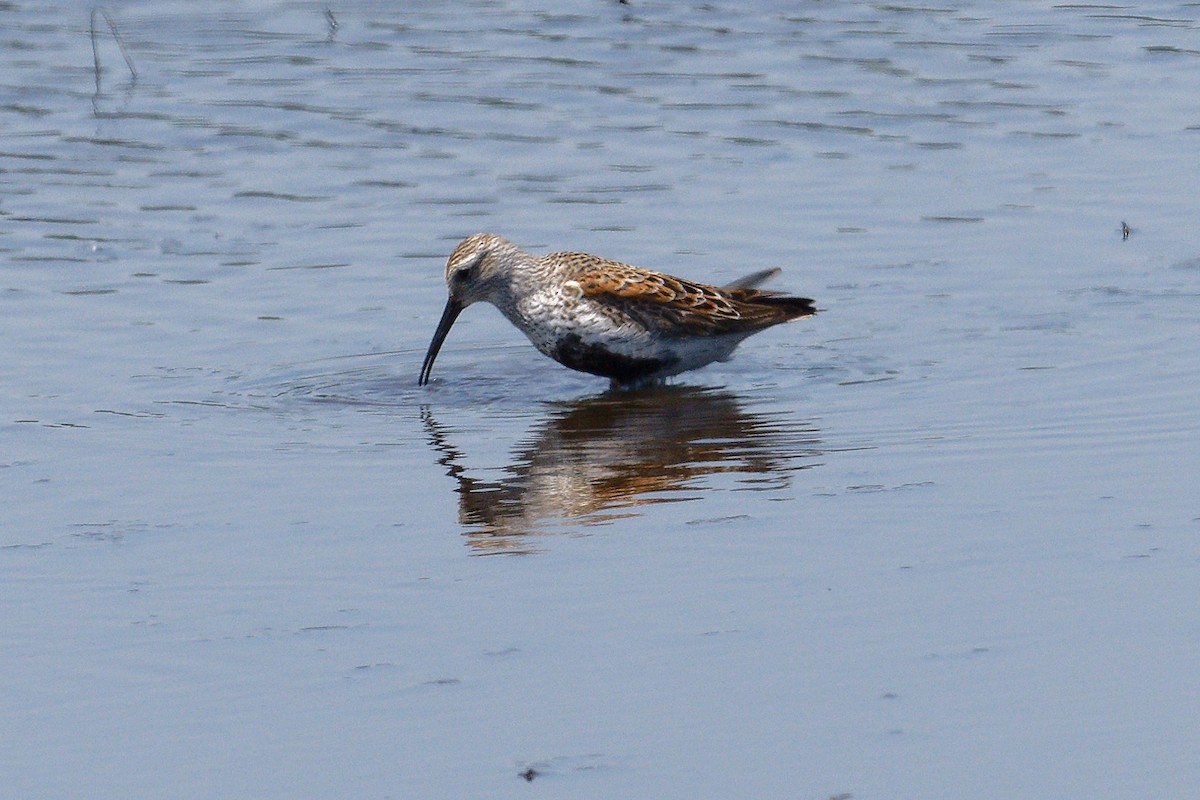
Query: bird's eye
xmin=452 ymin=265 xmax=475 ymax=284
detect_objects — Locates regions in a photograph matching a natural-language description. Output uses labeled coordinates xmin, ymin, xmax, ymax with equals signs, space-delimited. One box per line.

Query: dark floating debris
xmin=519 ymin=767 xmax=539 ymax=782
xmin=325 ymin=8 xmax=338 ymax=42
xmin=1121 ymin=220 xmax=1131 ymax=240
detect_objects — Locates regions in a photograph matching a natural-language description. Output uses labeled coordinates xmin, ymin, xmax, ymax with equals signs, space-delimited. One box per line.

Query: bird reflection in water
xmin=420 ymin=385 xmax=823 ymax=553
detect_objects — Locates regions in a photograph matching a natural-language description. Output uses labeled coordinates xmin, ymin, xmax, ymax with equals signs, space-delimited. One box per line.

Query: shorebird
xmin=418 ymin=233 xmax=817 ymax=389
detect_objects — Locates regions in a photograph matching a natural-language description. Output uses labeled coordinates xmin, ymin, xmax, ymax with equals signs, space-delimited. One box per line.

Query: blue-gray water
xmin=3 ymin=2 xmax=1199 ymax=797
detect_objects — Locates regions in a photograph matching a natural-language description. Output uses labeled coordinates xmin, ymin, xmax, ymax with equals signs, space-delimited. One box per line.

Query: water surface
xmin=3 ymin=2 xmax=1199 ymax=798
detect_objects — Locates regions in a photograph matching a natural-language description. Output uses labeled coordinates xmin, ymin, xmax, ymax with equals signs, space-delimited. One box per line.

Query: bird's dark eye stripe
xmin=452 ymin=265 xmax=475 ymax=283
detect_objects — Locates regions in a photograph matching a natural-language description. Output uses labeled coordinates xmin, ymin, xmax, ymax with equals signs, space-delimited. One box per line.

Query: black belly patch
xmin=552 ymin=333 xmax=676 ymax=383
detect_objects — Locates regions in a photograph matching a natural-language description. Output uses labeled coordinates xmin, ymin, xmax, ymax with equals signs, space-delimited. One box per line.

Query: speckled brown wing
xmin=562 ymin=255 xmax=816 ymax=336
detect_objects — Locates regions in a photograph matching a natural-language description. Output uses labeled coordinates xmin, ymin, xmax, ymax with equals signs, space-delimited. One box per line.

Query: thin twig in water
xmin=90 ymin=6 xmax=138 ymax=94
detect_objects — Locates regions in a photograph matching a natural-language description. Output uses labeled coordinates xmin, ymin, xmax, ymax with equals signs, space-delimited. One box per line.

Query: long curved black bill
xmin=418 ymin=298 xmax=464 ymax=386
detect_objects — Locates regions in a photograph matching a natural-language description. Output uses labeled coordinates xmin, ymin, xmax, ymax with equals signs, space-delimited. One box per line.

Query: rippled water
xmin=4 ymin=2 xmax=1199 ymax=798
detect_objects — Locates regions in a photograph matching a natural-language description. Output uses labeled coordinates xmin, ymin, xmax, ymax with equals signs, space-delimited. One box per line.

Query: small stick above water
xmin=90 ymin=6 xmax=138 ymax=94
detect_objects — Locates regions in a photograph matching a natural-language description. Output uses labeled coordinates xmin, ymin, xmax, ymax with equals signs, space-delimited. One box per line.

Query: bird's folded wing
xmin=577 ymin=266 xmax=813 ymax=335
